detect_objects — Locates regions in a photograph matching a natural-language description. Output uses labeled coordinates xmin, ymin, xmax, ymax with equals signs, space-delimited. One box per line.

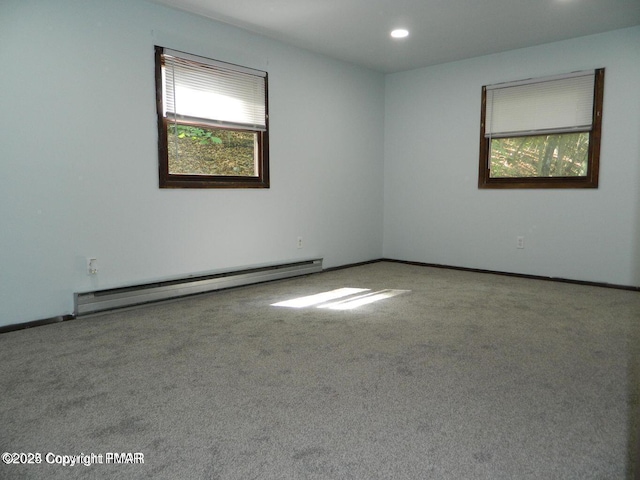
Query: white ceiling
xmin=149 ymin=0 xmax=640 ymax=73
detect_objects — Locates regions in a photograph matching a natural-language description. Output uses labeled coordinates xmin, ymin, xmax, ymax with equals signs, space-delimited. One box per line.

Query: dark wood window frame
xmin=154 ymin=46 xmax=270 ymax=189
xmin=478 ymin=68 xmax=604 ymax=189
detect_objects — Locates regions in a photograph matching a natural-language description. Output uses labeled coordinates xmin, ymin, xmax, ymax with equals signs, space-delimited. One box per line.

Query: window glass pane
xmin=489 ymin=132 xmax=589 ymax=178
xmin=167 ymin=123 xmax=258 ymax=177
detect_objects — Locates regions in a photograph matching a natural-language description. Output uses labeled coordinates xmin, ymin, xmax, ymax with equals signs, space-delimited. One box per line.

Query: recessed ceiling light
xmin=391 ymin=29 xmax=409 ymax=39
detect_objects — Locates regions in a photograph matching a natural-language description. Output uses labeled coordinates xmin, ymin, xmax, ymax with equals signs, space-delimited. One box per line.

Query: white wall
xmin=384 ymin=27 xmax=640 ymax=287
xmin=0 ymin=0 xmax=385 ymax=327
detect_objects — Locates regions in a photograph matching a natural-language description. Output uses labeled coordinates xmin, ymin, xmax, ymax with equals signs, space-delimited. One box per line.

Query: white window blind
xmin=485 ymin=71 xmax=595 ymax=138
xmin=162 ymin=49 xmax=267 ymax=131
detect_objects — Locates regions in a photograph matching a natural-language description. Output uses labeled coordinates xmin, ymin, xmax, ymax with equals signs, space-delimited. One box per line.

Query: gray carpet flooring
xmin=1 ymin=261 xmax=639 ymax=479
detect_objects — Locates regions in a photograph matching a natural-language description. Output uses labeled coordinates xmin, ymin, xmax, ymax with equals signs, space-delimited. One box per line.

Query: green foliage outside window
xmin=489 ymin=132 xmax=589 ymax=178
xmin=168 ymin=124 xmax=257 ymax=176
xmin=174 ymin=124 xmax=222 ymax=145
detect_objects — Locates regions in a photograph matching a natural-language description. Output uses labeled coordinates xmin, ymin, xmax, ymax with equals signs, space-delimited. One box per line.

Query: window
xmin=155 ymin=46 xmax=269 ymax=188
xmin=478 ymin=69 xmax=604 ymax=189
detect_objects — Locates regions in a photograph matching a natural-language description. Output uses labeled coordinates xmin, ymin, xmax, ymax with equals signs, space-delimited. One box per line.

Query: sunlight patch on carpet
xmin=271 ymin=288 xmax=410 ymax=310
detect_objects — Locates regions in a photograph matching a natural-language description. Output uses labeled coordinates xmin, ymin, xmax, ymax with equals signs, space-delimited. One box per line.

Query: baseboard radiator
xmin=74 ymin=258 xmax=323 ymax=316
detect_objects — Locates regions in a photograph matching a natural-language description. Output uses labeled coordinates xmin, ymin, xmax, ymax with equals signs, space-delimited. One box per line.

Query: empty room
xmin=1 ymin=0 xmax=640 ymax=478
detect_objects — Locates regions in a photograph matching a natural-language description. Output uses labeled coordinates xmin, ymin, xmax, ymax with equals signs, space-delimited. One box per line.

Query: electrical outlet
xmin=297 ymin=237 xmax=303 ymax=249
xmin=88 ymin=258 xmax=98 ymax=275
xmin=516 ymin=236 xmax=525 ymax=249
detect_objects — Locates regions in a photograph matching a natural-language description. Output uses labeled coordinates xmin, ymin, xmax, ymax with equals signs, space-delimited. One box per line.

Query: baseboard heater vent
xmin=75 ymin=258 xmax=323 ymax=316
